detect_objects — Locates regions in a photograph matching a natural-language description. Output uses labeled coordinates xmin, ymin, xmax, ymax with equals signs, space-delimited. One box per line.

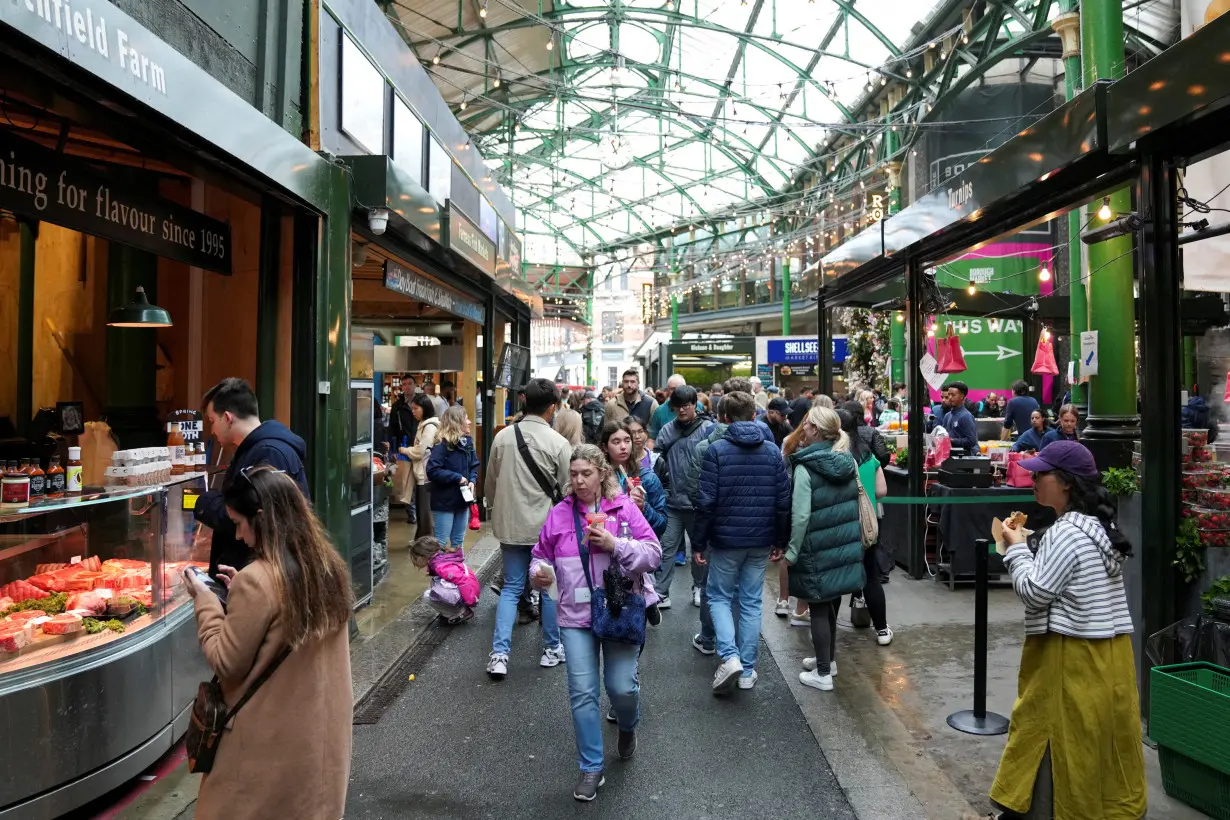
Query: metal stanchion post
xmin=947 ymin=538 xmax=1010 ymax=735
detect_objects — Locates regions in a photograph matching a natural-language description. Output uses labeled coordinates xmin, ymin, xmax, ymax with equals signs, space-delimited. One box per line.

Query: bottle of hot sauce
xmin=28 ymin=459 xmax=46 ymax=501
xmin=47 ymin=455 xmax=66 ymax=498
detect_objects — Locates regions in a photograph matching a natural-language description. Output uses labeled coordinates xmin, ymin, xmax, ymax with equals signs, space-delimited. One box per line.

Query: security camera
xmin=368 ymin=208 xmax=390 ymax=235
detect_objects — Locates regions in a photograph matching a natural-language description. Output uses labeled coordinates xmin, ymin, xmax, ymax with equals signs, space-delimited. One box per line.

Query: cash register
xmin=939 ymin=455 xmax=993 ymax=488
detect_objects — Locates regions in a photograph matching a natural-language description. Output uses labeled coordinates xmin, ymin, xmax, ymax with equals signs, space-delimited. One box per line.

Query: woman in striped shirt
xmin=991 ymin=441 xmax=1145 ymax=820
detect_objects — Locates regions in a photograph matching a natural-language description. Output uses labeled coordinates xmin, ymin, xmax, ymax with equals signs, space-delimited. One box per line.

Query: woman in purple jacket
xmin=530 ymin=444 xmax=662 ymax=803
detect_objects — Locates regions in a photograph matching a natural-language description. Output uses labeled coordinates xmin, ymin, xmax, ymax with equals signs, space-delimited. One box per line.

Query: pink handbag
xmin=935 ymin=329 xmax=968 ymax=374
xmin=1006 ymin=452 xmax=1034 ymax=488
xmin=1031 ymin=333 xmax=1059 ymax=376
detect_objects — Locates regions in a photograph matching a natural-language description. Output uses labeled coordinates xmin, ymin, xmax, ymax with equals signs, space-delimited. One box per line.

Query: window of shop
xmin=428 ymin=136 xmax=452 ymax=205
xmin=608 ymin=366 xmax=619 ymax=387
xmin=392 ymin=96 xmax=424 ymax=184
xmin=601 ymin=311 xmax=623 ymax=343
xmin=340 ymin=33 xmax=386 ymax=155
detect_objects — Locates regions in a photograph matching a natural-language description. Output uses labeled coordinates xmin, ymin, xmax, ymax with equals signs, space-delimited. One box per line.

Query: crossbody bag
xmin=514 ymin=423 xmax=563 ymax=504
xmin=573 ymin=506 xmax=646 ymax=646
xmin=187 ymin=646 xmax=291 ymax=773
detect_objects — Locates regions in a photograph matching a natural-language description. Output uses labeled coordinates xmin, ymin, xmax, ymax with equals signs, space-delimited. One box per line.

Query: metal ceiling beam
xmin=701 ymin=0 xmax=765 ymax=140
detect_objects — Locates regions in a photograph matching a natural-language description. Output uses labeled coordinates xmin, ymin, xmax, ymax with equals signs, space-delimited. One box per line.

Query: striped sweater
xmin=1003 ymin=512 xmax=1134 ymax=639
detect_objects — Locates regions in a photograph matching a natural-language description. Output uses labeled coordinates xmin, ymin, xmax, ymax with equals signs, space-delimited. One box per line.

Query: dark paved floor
xmin=346 ymin=588 xmax=857 ymax=819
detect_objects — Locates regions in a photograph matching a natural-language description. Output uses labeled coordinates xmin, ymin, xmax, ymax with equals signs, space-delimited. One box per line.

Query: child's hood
xmin=429 ymin=550 xmax=467 ymax=573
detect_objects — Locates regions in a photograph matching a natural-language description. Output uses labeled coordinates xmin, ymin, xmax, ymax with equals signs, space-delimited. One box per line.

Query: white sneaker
xmin=877 ymin=627 xmax=894 ymax=646
xmin=540 ymin=644 xmax=566 ymax=667
xmin=658 ymin=596 xmax=672 ymax=610
xmin=799 ymin=669 xmax=834 ymax=691
xmin=692 ymin=586 xmax=702 ymax=608
xmin=774 ymin=599 xmax=790 ymax=617
xmin=801 ymin=658 xmax=835 ymax=675
xmin=737 ymin=670 xmax=758 ymax=690
xmin=789 ymin=610 xmax=811 ymax=627
xmin=712 ymin=657 xmax=744 ymax=692
xmin=487 ymin=653 xmax=509 ymax=679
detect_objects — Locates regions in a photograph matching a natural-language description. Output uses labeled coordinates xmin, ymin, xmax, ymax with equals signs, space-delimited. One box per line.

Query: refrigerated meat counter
xmin=0 ymin=475 xmax=213 ymax=819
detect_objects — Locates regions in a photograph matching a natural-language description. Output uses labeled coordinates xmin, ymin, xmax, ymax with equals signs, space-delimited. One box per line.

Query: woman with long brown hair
xmin=184 ymin=467 xmax=353 ymax=820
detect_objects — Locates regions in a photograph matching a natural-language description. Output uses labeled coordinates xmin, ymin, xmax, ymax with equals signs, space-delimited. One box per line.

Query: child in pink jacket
xmin=411 ymin=536 xmax=480 ymax=624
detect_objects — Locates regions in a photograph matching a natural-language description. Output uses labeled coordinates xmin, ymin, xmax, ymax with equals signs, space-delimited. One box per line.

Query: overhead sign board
xmin=669 ymin=338 xmax=755 ymax=356
xmin=447 ymin=202 xmax=495 ymax=275
xmin=384 ymin=260 xmax=485 ymax=324
xmin=0 ymin=129 xmax=231 ymax=272
xmin=759 ymin=336 xmax=849 ymax=365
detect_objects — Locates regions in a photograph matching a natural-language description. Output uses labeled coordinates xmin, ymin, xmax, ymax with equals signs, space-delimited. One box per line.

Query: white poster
xmin=1180 ymin=0 xmax=1230 ymax=291
xmin=919 ymin=352 xmax=949 ymax=392
xmin=1080 ymin=331 xmax=1099 ymax=378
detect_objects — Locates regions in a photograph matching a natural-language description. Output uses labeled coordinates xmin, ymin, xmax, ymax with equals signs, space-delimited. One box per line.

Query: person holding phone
xmin=426 ymin=407 xmax=480 ymax=552
xmin=182 ymin=467 xmax=352 ymax=820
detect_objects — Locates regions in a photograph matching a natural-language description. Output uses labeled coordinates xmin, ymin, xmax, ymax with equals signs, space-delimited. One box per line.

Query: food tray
xmin=1183 ymin=505 xmax=1230 ymax=532
xmin=1195 ymin=488 xmax=1230 ymax=511
xmin=1184 ymin=429 xmax=1211 ymax=448
xmin=1184 ymin=469 xmax=1229 ymax=490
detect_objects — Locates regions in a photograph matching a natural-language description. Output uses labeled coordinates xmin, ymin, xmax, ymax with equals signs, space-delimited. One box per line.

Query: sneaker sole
xmin=713 ymin=667 xmax=742 ymax=693
xmin=487 ymin=671 xmax=507 ymax=680
xmin=658 ymin=601 xmax=672 ymax=610
xmin=618 ymin=737 xmax=636 ymax=760
xmin=692 ymin=639 xmax=716 ymax=656
xmin=573 ymin=776 xmax=605 ymax=802
xmin=799 ymin=674 xmax=833 ymax=691
xmin=789 ymin=619 xmax=810 ymax=627
xmin=738 ymin=674 xmax=758 ymax=690
xmin=540 ymin=658 xmax=562 ymax=668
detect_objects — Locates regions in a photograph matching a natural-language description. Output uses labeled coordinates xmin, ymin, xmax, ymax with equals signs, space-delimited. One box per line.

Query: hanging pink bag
xmin=1031 ymin=333 xmax=1059 ymax=376
xmin=935 ymin=327 xmax=968 ymax=374
xmin=1006 ymin=452 xmax=1035 ymax=488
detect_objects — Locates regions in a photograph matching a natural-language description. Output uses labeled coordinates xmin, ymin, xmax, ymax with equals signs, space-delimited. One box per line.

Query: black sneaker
xmin=618 ymin=730 xmax=636 ymax=760
xmin=605 ymin=707 xmax=617 ymax=723
xmin=573 ymin=771 xmax=605 ymax=802
xmin=646 ymin=604 xmax=662 ymax=627
xmin=517 ymin=606 xmax=540 ymax=625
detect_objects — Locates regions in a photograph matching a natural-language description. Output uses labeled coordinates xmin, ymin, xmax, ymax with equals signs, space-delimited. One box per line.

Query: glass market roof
xmin=395 ymin=0 xmax=1178 ymax=270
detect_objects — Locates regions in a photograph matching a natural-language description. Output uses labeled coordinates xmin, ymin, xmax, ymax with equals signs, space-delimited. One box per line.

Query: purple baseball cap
xmin=1018 ymin=440 xmax=1099 ymax=478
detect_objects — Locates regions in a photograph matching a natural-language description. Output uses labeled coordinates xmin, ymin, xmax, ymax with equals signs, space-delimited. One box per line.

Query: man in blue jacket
xmin=653 ymin=385 xmax=715 ymax=609
xmin=937 ymin=381 xmax=979 ymax=452
xmin=693 ymin=391 xmax=791 ymax=693
xmin=195 ymin=378 xmax=309 ymax=577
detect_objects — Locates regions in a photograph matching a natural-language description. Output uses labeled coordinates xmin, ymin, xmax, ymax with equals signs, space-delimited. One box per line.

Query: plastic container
xmin=1149 ymin=663 xmax=1230 ymax=777
xmin=1182 ymin=505 xmax=1230 ymax=532
xmin=1195 ymin=488 xmax=1230 ymax=511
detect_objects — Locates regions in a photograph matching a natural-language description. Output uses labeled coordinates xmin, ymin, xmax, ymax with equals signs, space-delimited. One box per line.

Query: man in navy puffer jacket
xmin=693 ymin=391 xmax=792 ymax=693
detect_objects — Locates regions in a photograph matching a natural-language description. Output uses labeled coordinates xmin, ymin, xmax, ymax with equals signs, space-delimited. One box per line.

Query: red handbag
xmin=1031 ymin=333 xmax=1059 ymax=376
xmin=469 ymin=503 xmax=481 ymax=530
xmin=935 ymin=327 xmax=968 ymax=374
xmin=1006 ymin=452 xmax=1034 ymax=488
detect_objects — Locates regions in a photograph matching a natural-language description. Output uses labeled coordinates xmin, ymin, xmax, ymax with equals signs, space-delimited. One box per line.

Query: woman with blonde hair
xmin=184 ymin=467 xmax=353 ymax=820
xmin=786 ymin=405 xmax=864 ymax=691
xmin=529 ymin=444 xmax=661 ymax=802
xmin=426 ymin=405 xmax=480 ymax=551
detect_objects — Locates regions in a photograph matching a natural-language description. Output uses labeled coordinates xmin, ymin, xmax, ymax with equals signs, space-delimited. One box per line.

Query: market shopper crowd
xmin=177 ymin=372 xmax=1147 ymax=816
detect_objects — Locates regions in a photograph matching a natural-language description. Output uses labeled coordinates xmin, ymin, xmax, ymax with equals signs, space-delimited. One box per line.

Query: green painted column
xmin=891 ymin=313 xmax=906 ymax=386
xmin=1080 ymin=0 xmax=1138 ymax=464
xmin=670 ymin=293 xmax=679 ymax=340
xmin=782 ymin=258 xmax=792 ymax=336
xmin=1055 ymin=5 xmax=1087 ymax=414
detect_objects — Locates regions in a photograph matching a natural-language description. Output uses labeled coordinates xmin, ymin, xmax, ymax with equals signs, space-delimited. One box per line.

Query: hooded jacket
xmin=1004 ymin=511 xmax=1134 ymax=639
xmin=403 ymin=417 xmax=441 ymax=485
xmin=786 ymin=441 xmax=864 ymax=602
xmin=195 ymin=420 xmax=309 ymax=577
xmin=580 ymin=398 xmax=607 ymax=445
xmin=428 ymin=550 xmax=480 ymax=607
xmin=530 ymin=494 xmax=662 ymax=628
xmin=605 ymin=390 xmax=658 ymax=427
xmin=426 ymin=436 xmax=480 ymax=512
xmin=654 ymin=414 xmax=715 ymax=510
xmin=693 ymin=421 xmax=792 ymax=552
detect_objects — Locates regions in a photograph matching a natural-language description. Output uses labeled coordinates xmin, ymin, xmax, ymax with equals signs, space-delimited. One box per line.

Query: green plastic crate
xmin=1150 ymin=663 xmax=1230 ymax=775
xmin=1159 ymin=746 xmax=1230 ymax=820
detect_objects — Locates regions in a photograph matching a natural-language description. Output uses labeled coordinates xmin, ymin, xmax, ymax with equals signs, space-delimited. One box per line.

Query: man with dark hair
xmin=652 ymin=385 xmax=714 ymax=609
xmin=788 ymin=387 xmax=815 ymax=429
xmin=605 ymin=368 xmax=658 ymax=426
xmin=196 ymin=378 xmax=309 ymax=577
xmin=648 ymin=374 xmax=686 ymax=444
xmin=765 ymin=397 xmax=794 ymax=447
xmin=579 ymin=389 xmax=606 ymax=445
xmin=693 ymin=390 xmax=791 ymax=691
xmin=1002 ymin=379 xmax=1040 ymax=440
xmin=709 ymin=383 xmax=725 ymax=399
xmin=938 ymin=381 xmax=978 ymax=451
xmin=483 ymin=377 xmax=571 ymax=679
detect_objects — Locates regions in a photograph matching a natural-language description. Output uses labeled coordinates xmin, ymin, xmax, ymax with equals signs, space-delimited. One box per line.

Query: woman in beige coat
xmin=185 ymin=467 xmax=354 ymax=820
xmin=401 ymin=393 xmax=440 ymax=540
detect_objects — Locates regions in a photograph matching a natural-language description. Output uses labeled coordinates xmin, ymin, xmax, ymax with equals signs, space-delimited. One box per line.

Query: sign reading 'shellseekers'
xmin=0 ymin=130 xmax=231 ymax=273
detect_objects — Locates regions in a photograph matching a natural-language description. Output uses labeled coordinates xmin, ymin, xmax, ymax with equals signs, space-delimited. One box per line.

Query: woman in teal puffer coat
xmin=786 ymin=404 xmax=865 ymax=692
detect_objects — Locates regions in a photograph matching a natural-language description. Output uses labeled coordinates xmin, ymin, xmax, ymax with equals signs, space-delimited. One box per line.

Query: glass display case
xmin=0 ymin=476 xmax=213 ymax=818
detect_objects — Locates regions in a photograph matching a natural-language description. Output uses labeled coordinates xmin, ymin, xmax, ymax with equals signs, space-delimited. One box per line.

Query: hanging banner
xmin=0 ymin=129 xmax=231 ymax=273
xmin=384 ymin=261 xmax=485 ymax=324
xmin=1179 ymin=0 xmax=1230 ymax=291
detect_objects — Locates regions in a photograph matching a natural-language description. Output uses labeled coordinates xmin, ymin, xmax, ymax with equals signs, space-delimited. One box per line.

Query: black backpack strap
xmin=514 ymin=423 xmax=563 ymax=504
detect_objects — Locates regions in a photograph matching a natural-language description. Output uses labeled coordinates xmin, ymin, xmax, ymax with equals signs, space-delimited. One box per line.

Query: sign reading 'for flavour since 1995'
xmin=0 ymin=129 xmax=231 ymax=273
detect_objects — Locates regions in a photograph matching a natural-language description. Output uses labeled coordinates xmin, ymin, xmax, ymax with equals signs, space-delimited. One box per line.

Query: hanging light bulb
xmin=459 ymin=96 xmax=468 ymax=110
xmin=432 ymin=52 xmax=441 ymax=65
xmin=967 ymin=279 xmax=977 ymax=296
xmin=906 ymin=67 xmax=913 ymax=79
xmin=881 ymin=75 xmax=887 ymax=86
xmin=1042 ymin=329 xmax=1052 ymax=342
xmin=546 ymin=31 xmax=554 ymax=50
xmin=493 ymin=73 xmax=501 ymax=88
xmin=479 ymin=1 xmax=488 ymax=17
xmin=1098 ymin=196 xmax=1112 ymax=221
xmin=1039 ymin=265 xmax=1051 ymax=282
xmin=895 ymin=312 xmax=905 ymax=323
xmin=927 ymin=326 xmax=936 ymax=338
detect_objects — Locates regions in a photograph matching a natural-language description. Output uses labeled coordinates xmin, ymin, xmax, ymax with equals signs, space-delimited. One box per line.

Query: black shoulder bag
xmin=514 ymin=423 xmax=563 ymax=504
xmin=187 ymin=646 xmax=291 ymax=773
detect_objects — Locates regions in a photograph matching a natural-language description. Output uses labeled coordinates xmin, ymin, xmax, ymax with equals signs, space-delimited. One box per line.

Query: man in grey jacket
xmin=652 ymin=385 xmax=714 ymax=609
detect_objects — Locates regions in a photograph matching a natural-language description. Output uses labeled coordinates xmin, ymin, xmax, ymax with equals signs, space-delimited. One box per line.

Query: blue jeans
xmin=431 ymin=507 xmax=468 ymax=549
xmin=492 ymin=544 xmax=560 ymax=656
xmin=655 ymin=509 xmax=700 ymax=597
xmin=706 ymin=548 xmax=771 ymax=672
xmin=559 ymin=627 xmax=641 ymax=773
xmin=697 ymin=562 xmax=739 ymax=646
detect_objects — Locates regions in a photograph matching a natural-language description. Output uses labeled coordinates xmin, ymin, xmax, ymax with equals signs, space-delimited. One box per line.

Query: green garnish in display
xmin=1 ymin=592 xmax=68 ymax=619
xmin=82 ymin=618 xmax=126 ymax=635
xmin=112 ymin=597 xmax=149 ymax=616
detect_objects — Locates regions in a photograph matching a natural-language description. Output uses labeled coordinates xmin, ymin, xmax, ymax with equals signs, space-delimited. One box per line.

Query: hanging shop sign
xmin=0 ymin=130 xmax=231 ymax=273
xmin=446 ymin=203 xmax=495 ymax=276
xmin=669 ymin=338 xmax=755 ymax=356
xmin=384 ymin=260 xmax=485 ymax=324
xmin=759 ymin=336 xmax=848 ymax=365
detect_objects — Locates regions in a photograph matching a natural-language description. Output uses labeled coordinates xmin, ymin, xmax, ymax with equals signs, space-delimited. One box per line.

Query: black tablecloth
xmin=880 ymin=467 xmax=910 ymax=573
xmin=934 ymin=483 xmax=1055 ymax=577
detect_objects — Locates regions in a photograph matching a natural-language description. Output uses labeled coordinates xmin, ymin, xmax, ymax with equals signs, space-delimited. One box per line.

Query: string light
xmin=895 ymin=312 xmax=904 ymax=323
xmin=1038 ymin=264 xmax=1051 ymax=282
xmin=1097 ymin=196 xmax=1112 ymax=221
xmin=432 ymin=53 xmax=441 ymax=65
xmin=967 ymin=279 xmax=976 ymax=295
xmin=479 ymin=1 xmax=488 ymax=17
xmin=459 ymin=96 xmax=468 ymax=110
xmin=546 ymin=31 xmax=554 ymax=50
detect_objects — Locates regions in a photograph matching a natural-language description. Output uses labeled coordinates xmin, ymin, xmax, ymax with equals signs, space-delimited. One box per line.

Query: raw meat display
xmin=66 ymin=592 xmax=107 ymax=616
xmin=35 ymin=563 xmax=68 ymax=574
xmin=62 ymin=572 xmax=104 ymax=591
xmin=0 ymin=624 xmax=28 ymax=653
xmin=123 ymin=589 xmax=154 ymax=608
xmin=0 ymin=597 xmax=11 ymax=610
xmin=1 ymin=580 xmax=51 ymax=602
xmin=5 ymin=610 xmax=47 ymax=626
xmin=40 ymin=613 xmax=83 ymax=635
xmin=103 ymin=559 xmax=147 ymax=570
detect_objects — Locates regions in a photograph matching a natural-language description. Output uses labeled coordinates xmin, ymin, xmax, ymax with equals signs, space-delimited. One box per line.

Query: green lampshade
xmin=107 ymin=286 xmax=172 ymax=328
